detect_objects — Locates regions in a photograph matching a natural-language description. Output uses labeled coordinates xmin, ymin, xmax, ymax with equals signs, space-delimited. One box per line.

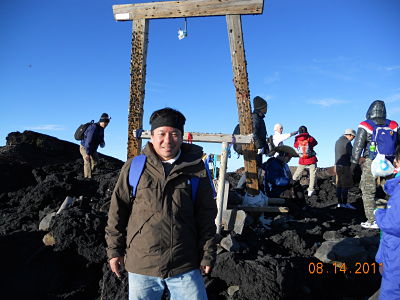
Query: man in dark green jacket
xmin=105 ymin=107 xmax=217 ymax=300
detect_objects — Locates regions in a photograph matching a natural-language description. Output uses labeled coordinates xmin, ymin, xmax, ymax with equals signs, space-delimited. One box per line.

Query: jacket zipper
xmin=162 ymin=173 xmax=173 ymax=278
xmin=164 ymin=178 xmax=173 ymax=278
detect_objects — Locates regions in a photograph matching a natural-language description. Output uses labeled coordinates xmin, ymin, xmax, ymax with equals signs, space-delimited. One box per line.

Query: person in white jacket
xmin=272 ymin=123 xmax=298 ymax=147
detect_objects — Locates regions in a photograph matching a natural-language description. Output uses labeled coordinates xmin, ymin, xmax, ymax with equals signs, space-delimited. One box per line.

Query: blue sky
xmin=1 ymin=0 xmax=399 ymax=171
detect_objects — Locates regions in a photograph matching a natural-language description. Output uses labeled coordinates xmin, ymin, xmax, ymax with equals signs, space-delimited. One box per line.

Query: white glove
xmin=257 ymin=148 xmax=264 ymax=155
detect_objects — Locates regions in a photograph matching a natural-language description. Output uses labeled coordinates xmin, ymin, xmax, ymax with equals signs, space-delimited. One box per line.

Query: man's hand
xmin=200 ymin=265 xmax=212 ymax=275
xmin=290 ymin=131 xmax=298 ymax=136
xmin=85 ymin=155 xmax=90 ymax=161
xmin=109 ymin=257 xmax=125 ymax=278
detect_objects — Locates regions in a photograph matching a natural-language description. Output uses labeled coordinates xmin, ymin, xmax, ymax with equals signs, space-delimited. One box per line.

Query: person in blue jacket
xmin=375 ymin=146 xmax=400 ymax=299
xmin=263 ymin=145 xmax=306 ymax=207
xmin=80 ymin=113 xmax=111 ymax=178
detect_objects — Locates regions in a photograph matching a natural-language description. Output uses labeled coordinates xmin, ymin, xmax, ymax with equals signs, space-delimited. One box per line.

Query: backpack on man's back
xmin=365 ymin=119 xmax=398 ymax=160
xmin=297 ymin=139 xmax=315 ymax=159
xmin=232 ymin=124 xmax=244 ymax=155
xmin=232 ymin=124 xmax=272 ymax=156
xmin=266 ymin=135 xmax=275 ymax=154
xmin=74 ymin=120 xmax=94 ymax=141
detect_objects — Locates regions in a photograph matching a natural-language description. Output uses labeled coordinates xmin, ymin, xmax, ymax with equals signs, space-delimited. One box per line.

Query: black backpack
xmin=232 ymin=124 xmax=244 ymax=155
xmin=266 ymin=135 xmax=275 ymax=156
xmin=233 ymin=124 xmax=273 ymax=156
xmin=74 ymin=120 xmax=94 ymax=141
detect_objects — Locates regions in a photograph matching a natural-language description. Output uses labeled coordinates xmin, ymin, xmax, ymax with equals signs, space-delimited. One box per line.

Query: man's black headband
xmin=150 ymin=115 xmax=184 ymax=133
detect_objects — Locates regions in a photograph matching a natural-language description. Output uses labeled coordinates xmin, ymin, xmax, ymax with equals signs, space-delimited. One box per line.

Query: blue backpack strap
xmin=364 ymin=119 xmax=375 ymax=127
xmin=190 ymin=159 xmax=217 ymax=204
xmin=190 ymin=177 xmax=200 ymax=203
xmin=129 ymin=154 xmax=147 ymax=197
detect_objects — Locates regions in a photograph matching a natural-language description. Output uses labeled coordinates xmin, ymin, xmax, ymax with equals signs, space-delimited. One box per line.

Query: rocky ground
xmin=0 ymin=131 xmax=382 ymax=299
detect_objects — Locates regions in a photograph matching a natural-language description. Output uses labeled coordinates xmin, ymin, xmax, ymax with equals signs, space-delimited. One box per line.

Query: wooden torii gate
xmin=112 ymin=0 xmax=264 ymax=194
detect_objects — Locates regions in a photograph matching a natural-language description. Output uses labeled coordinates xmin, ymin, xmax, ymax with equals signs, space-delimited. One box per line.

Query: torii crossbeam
xmin=112 ymin=0 xmax=264 ymax=194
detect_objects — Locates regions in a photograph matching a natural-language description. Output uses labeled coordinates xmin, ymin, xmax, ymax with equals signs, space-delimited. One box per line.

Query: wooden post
xmin=113 ymin=0 xmax=264 ymax=20
xmin=127 ymin=18 xmax=149 ymax=159
xmin=113 ymin=0 xmax=265 ymax=165
xmin=226 ymin=14 xmax=259 ymax=195
xmin=216 ymin=142 xmax=229 ymax=234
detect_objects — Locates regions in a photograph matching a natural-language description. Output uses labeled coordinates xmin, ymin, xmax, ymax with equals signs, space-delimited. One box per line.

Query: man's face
xmin=151 ymin=126 xmax=183 ymax=161
xmin=261 ymin=106 xmax=267 ymax=115
xmin=274 ymin=125 xmax=283 ymax=133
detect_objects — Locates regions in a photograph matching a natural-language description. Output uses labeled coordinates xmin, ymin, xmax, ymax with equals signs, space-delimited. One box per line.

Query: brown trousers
xmin=80 ymin=145 xmax=98 ymax=178
xmin=292 ymin=163 xmax=317 ymax=192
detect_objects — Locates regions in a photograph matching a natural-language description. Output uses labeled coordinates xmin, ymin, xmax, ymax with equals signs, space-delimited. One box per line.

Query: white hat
xmin=344 ymin=129 xmax=356 ymax=136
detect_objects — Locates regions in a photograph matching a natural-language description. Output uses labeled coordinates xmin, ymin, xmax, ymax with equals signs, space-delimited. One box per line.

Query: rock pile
xmin=0 ymin=131 xmax=381 ymax=299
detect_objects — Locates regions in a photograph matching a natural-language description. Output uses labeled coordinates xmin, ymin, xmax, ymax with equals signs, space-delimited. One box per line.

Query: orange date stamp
xmin=308 ymin=262 xmax=382 ymax=275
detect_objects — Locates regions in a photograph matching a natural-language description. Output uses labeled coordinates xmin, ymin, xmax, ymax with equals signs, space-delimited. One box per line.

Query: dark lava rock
xmin=0 ymin=131 xmax=382 ymax=299
xmin=0 ymin=231 xmax=103 ymax=299
xmin=50 ymin=206 xmax=108 ymax=263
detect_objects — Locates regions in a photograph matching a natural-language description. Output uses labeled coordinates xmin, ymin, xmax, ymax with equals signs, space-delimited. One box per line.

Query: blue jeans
xmin=128 ymin=269 xmax=208 ymax=300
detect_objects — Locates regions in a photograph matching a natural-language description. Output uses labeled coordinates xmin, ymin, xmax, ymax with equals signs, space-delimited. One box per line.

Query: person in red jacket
xmin=292 ymin=126 xmax=318 ymax=197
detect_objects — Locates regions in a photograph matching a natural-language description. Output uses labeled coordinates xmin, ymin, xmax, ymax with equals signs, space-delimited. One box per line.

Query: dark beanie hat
xmin=99 ymin=113 xmax=111 ymax=123
xmin=298 ymin=125 xmax=308 ymax=134
xmin=253 ymin=96 xmax=267 ymax=111
xmin=150 ymin=107 xmax=186 ymax=133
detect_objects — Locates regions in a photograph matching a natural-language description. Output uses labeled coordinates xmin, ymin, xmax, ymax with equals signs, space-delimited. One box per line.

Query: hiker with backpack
xmin=292 ymin=126 xmax=318 ymax=197
xmin=235 ymin=96 xmax=268 ymax=190
xmin=351 ymin=100 xmax=400 ymax=229
xmin=271 ymin=123 xmax=298 ymax=148
xmin=334 ymin=129 xmax=357 ymax=209
xmin=263 ymin=145 xmax=306 ymax=208
xmin=233 ymin=96 xmax=268 ymax=164
xmin=105 ymin=107 xmax=217 ymax=300
xmin=79 ymin=113 xmax=111 ymax=178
